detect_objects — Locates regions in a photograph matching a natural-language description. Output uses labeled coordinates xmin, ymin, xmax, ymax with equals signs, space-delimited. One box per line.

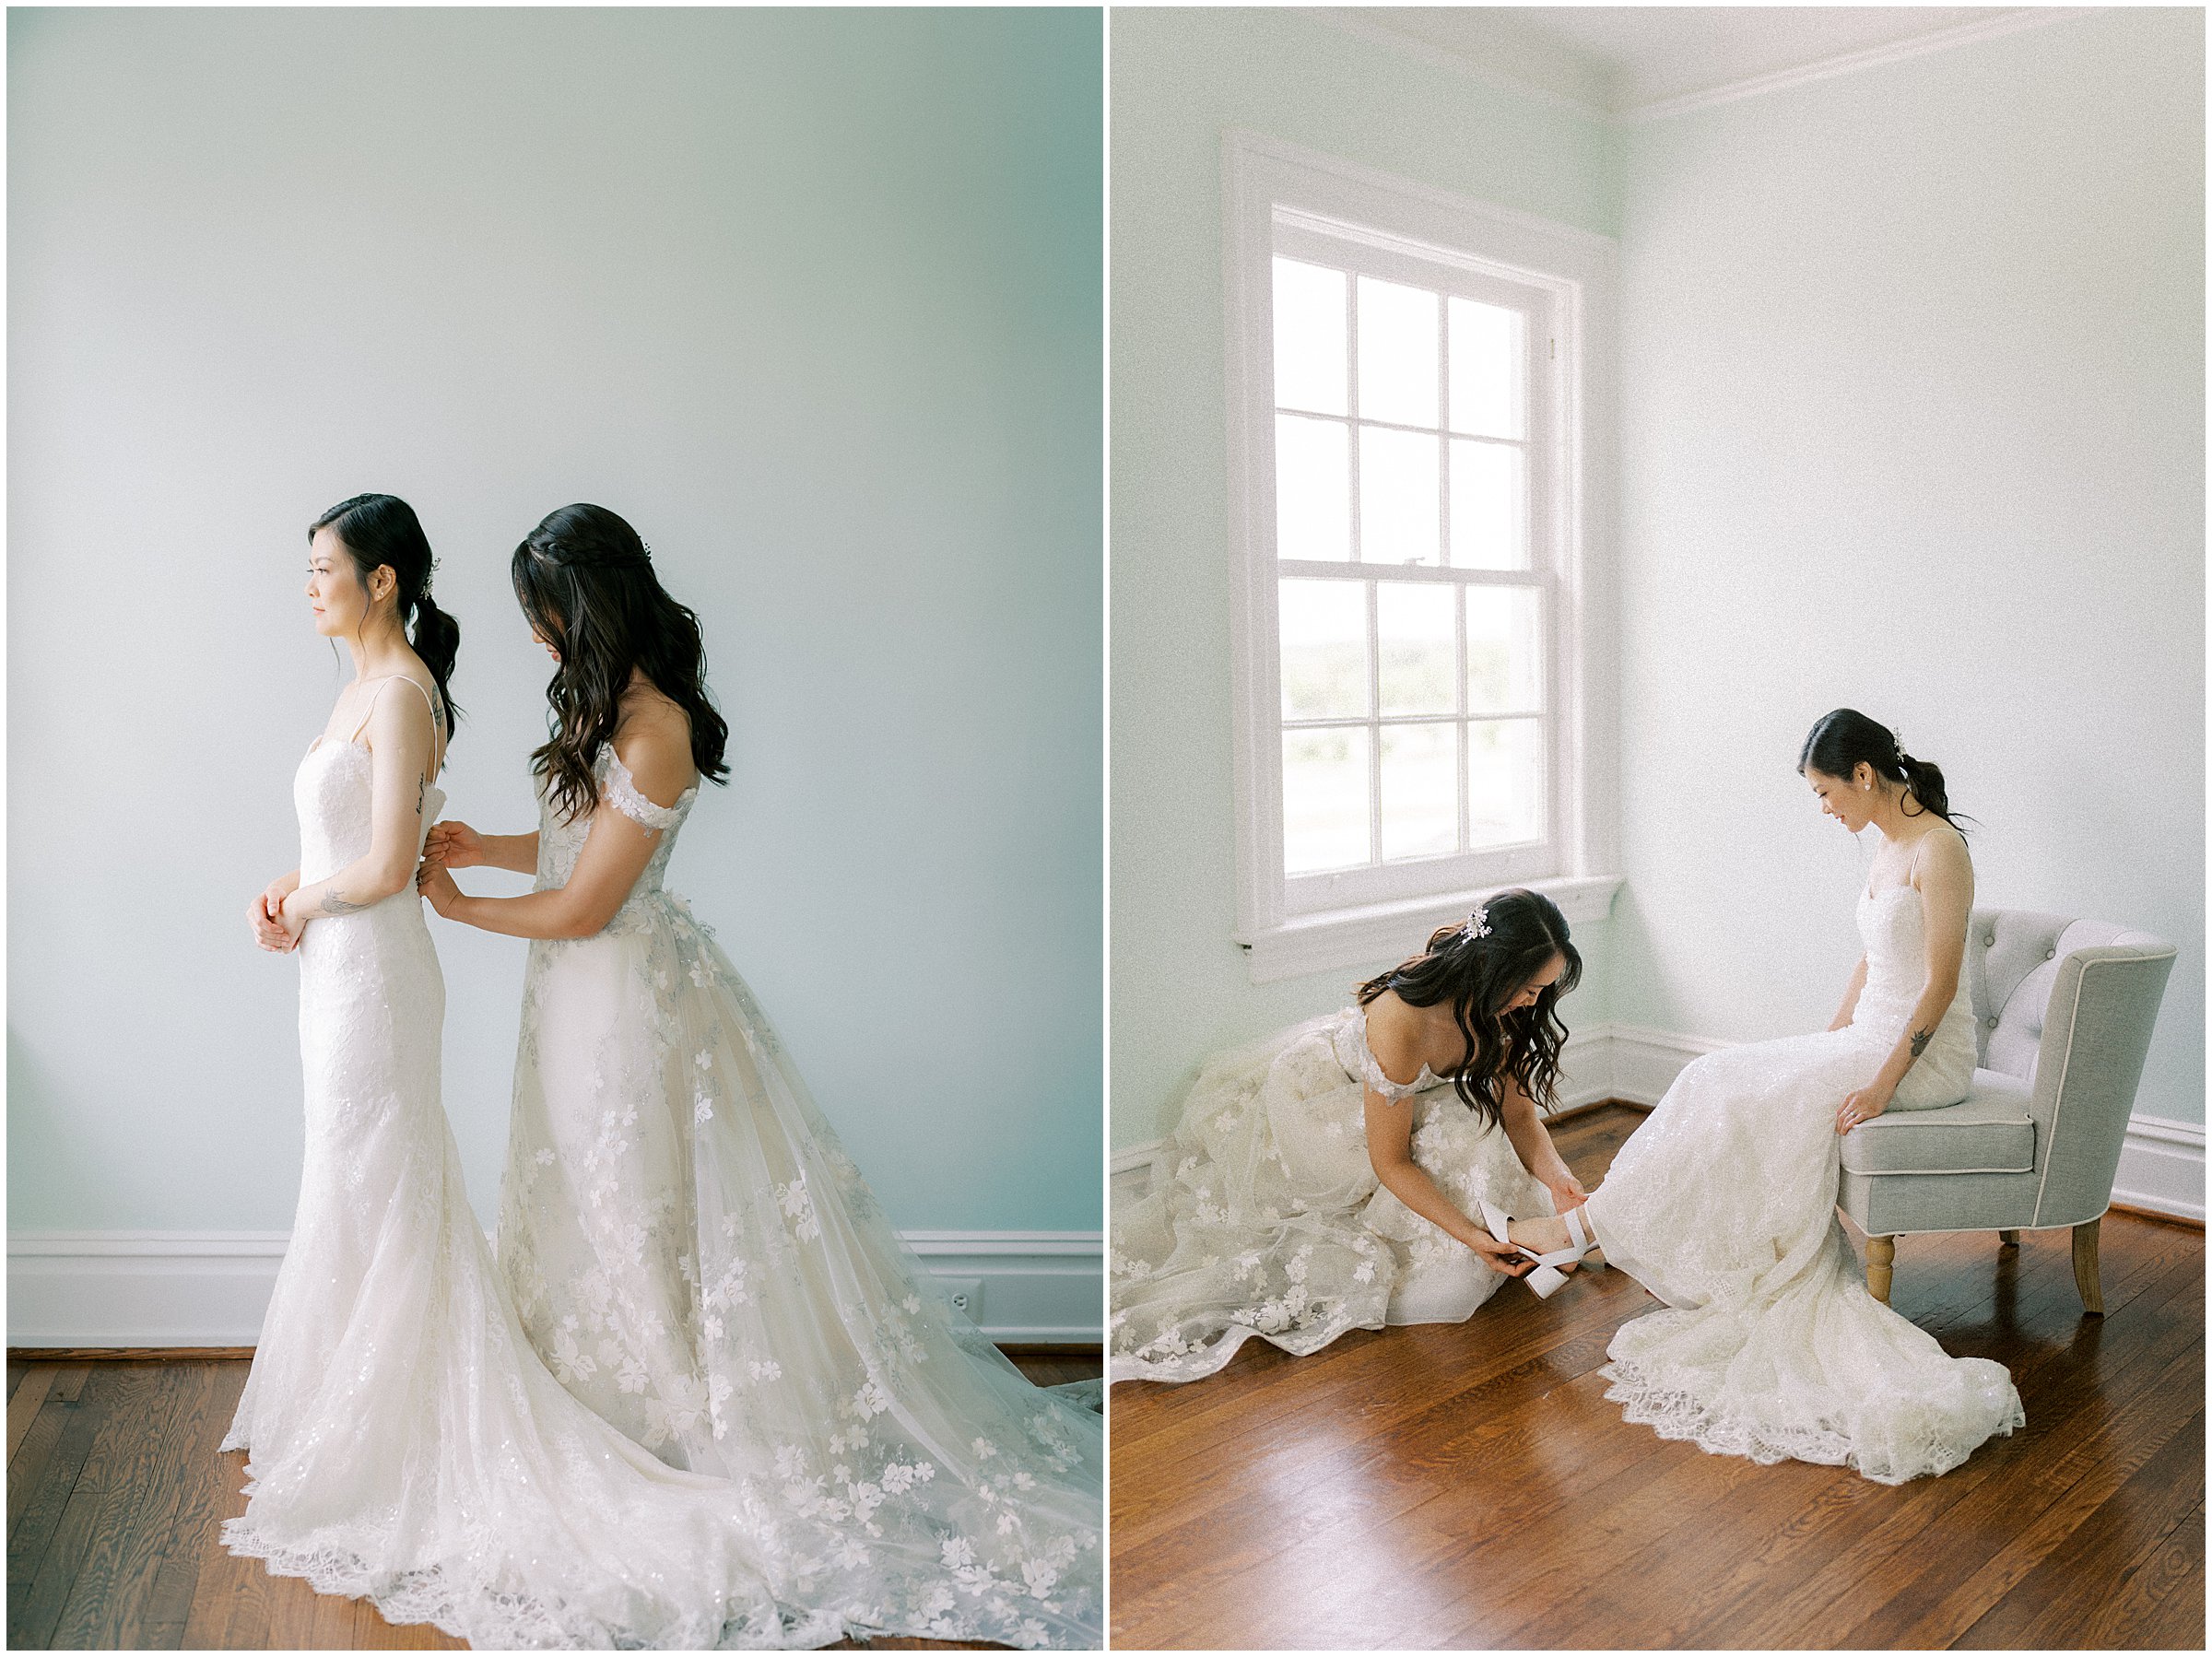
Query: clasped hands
xmin=249 ymin=820 xmax=479 ymax=951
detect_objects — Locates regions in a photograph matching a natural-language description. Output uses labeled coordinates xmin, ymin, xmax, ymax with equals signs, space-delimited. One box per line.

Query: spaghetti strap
xmin=346 ymin=675 xmax=445 ymax=774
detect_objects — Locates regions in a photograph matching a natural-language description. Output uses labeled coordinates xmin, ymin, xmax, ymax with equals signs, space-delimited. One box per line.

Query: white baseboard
xmin=1111 ymin=1022 xmax=2205 ymax=1224
xmin=6 ymin=1229 xmax=1102 ymax=1349
xmin=2110 ymin=1116 xmax=2206 ymax=1223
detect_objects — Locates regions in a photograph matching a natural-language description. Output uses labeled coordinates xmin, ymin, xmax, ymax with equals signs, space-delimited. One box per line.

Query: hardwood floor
xmin=6 ymin=1350 xmax=1100 ymax=1651
xmin=1110 ymin=1104 xmax=2205 ymax=1651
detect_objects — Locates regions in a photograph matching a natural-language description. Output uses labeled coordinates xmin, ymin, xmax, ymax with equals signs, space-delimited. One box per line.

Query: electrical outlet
xmin=937 ymin=1275 xmax=984 ymax=1323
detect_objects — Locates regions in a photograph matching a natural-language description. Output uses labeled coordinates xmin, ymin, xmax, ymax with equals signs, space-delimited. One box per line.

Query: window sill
xmin=1233 ymin=874 xmax=1623 ymax=985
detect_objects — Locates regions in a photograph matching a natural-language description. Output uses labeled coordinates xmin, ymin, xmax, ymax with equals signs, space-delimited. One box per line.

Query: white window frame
xmin=1223 ymin=130 xmax=1621 ymax=983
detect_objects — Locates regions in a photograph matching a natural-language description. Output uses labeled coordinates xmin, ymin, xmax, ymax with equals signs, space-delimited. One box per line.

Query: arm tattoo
xmin=1907 ymin=1026 xmax=1933 ymax=1061
xmin=416 ymin=773 xmax=427 ymax=816
xmin=323 ymin=888 xmax=370 ymax=916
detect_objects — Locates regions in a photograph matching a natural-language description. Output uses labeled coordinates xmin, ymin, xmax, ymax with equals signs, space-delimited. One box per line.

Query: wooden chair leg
xmin=2072 ymin=1218 xmax=2104 ymax=1316
xmin=1866 ymin=1234 xmax=1895 ymax=1305
xmin=1998 ymin=1229 xmax=2020 ymax=1246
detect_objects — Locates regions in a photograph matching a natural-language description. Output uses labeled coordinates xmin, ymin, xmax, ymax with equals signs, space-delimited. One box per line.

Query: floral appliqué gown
xmin=223 ymin=722 xmax=1100 ymax=1649
xmin=493 ymin=746 xmax=1101 ymax=1646
xmin=1109 ymin=1005 xmax=1555 ymax=1383
xmin=1581 ymin=882 xmax=2027 ymax=1484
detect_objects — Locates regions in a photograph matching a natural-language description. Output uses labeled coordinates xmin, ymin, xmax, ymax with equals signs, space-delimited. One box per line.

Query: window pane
xmin=1279 ymin=580 xmax=1369 ymax=720
xmin=1465 ymin=586 xmax=1542 ymax=714
xmin=1376 ymin=582 xmax=1454 ymax=717
xmin=1284 ymin=726 xmax=1371 ymax=873
xmin=1449 ymin=439 xmax=1525 ymax=570
xmin=1467 ymin=719 xmax=1543 ymax=848
xmin=1359 ymin=427 xmax=1439 ymax=565
xmin=1273 ymin=258 xmax=1347 ymax=417
xmin=1380 ymin=724 xmax=1456 ymax=862
xmin=1358 ymin=276 xmax=1439 ymax=428
xmin=1449 ymin=297 xmax=1524 ymax=440
xmin=1276 ymin=415 xmax=1349 ymax=560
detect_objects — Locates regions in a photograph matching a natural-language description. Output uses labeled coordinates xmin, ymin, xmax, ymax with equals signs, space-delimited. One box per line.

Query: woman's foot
xmin=1508 ymin=1212 xmax=1575 ymax=1255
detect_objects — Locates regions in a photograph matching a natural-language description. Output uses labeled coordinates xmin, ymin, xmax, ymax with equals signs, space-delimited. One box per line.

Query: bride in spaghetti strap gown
xmin=1507 ymin=711 xmax=2026 ymax=1485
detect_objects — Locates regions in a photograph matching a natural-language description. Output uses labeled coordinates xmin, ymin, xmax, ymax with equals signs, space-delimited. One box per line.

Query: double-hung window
xmin=1224 ymin=133 xmax=1619 ymax=981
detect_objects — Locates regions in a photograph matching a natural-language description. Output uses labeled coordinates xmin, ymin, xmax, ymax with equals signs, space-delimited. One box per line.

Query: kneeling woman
xmin=1111 ymin=889 xmax=1586 ymax=1383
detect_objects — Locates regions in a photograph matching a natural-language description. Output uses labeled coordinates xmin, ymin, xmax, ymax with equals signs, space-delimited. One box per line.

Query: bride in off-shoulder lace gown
xmin=480 ymin=743 xmax=1102 ymax=1648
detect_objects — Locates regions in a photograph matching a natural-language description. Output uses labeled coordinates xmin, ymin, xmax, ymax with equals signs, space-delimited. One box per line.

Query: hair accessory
xmin=1464 ymin=903 xmax=1492 ymax=941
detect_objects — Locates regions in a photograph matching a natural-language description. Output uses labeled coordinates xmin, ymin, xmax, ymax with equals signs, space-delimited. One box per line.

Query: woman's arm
xmin=1837 ymin=831 xmax=1973 ymax=1131
xmin=1830 ymin=956 xmax=1869 ymax=1032
xmin=421 ymin=721 xmax=692 ymax=942
xmin=1497 ymin=1076 xmax=1586 ymax=1209
xmin=281 ymin=689 xmax=436 ymax=926
xmin=1358 ymin=1006 xmax=1529 ymax=1274
xmin=424 ymin=820 xmax=540 ymax=875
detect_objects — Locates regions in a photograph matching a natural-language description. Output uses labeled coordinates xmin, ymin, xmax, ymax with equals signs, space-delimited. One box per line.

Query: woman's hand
xmin=1836 ymin=1084 xmax=1894 ymax=1135
xmin=1543 ymin=1170 xmax=1591 ymax=1216
xmin=274 ymin=888 xmax=309 ymax=948
xmin=423 ymin=819 xmax=484 ymax=870
xmin=1465 ymin=1228 xmax=1533 ymax=1276
xmin=417 ymin=861 xmax=462 ymax=917
xmin=247 ymin=886 xmax=296 ymax=952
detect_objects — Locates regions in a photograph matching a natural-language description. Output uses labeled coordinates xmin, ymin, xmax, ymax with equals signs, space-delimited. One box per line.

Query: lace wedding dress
xmin=226 ymin=711 xmax=844 ymax=1648
xmin=1582 ymin=883 xmax=2027 ymax=1484
xmin=1109 ymin=1005 xmax=1555 ymax=1383
xmin=492 ymin=746 xmax=1101 ymax=1650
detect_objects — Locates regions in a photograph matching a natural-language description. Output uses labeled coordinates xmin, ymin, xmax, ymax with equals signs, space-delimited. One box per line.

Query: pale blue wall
xmin=9 ymin=8 xmax=1103 ymax=1232
xmin=1612 ymin=7 xmax=2204 ymax=1123
xmin=1110 ymin=9 xmax=1621 ymax=1149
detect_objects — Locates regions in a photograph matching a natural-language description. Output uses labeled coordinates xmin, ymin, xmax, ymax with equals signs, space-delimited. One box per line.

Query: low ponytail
xmin=409 ymin=593 xmax=462 ymax=739
xmin=1894 ymin=751 xmax=1952 ymax=826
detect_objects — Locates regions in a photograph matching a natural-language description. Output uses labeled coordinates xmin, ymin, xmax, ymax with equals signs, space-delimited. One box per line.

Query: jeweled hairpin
xmin=1465 ymin=904 xmax=1492 ymax=941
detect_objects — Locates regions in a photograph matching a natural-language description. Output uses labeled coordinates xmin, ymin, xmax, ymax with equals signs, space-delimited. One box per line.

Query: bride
xmin=1501 ymin=709 xmax=2026 ymax=1484
xmin=417 ymin=503 xmax=1100 ymax=1646
xmin=1111 ymin=888 xmax=1588 ymax=1383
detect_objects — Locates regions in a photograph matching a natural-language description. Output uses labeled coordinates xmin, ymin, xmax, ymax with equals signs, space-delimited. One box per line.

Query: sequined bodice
xmin=535 ymin=746 xmax=700 ymax=932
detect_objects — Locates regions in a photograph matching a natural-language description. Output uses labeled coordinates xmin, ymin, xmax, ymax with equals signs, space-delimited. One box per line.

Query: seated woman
xmin=1111 ymin=889 xmax=1586 ymax=1383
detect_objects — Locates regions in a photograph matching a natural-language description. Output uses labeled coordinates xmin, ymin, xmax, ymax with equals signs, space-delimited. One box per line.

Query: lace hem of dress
xmin=1596 ymin=1360 xmax=2025 ymax=1487
xmin=218 ymin=1513 xmax=1076 ymax=1651
xmin=603 ymin=749 xmax=697 ymax=831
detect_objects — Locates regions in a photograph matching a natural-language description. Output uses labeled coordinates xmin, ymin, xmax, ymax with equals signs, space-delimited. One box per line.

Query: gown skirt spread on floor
xmin=220 ymin=735 xmax=1101 ymax=1649
xmin=1581 ymin=884 xmax=2027 ymax=1484
xmin=1110 ymin=1005 xmax=1554 ymax=1383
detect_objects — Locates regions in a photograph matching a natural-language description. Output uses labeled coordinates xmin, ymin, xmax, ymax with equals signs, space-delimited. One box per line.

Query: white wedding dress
xmin=1581 ymin=882 xmax=2027 ymax=1484
xmin=1109 ymin=1005 xmax=1555 ymax=1382
xmin=224 ymin=707 xmax=1099 ymax=1649
xmin=491 ymin=746 xmax=1101 ymax=1648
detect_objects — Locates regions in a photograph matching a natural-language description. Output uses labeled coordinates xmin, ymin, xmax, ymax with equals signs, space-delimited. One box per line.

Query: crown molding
xmin=1621 ymin=7 xmax=2104 ymax=123
xmin=1302 ymin=6 xmax=2105 ymax=127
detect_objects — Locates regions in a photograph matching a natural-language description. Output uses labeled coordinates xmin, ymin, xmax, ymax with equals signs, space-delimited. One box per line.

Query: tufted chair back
xmin=1962 ymin=907 xmax=2177 ymax=1228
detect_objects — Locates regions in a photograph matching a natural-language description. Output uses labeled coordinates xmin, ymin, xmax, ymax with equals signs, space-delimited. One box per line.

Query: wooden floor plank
xmin=8 ymin=1369 xmax=56 ymax=1464
xmin=46 ymin=1357 xmax=205 ymax=1648
xmin=133 ymin=1361 xmax=247 ymax=1649
xmin=1109 ymin=1104 xmax=2206 ymax=1652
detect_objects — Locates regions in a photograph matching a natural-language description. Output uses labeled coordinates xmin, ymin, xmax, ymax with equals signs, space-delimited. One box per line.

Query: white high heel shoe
xmin=1481 ymin=1201 xmax=1600 ymax=1299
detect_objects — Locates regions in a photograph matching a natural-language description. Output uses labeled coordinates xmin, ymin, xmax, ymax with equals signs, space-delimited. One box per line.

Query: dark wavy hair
xmin=1355 ymin=888 xmax=1583 ymax=1129
xmin=1796 ymin=708 xmax=1972 ymax=834
xmin=309 ymin=493 xmax=459 ymax=743
xmin=511 ymin=503 xmax=730 ymax=823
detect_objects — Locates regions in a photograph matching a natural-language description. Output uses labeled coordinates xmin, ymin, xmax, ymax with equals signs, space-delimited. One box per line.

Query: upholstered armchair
xmin=1837 ymin=907 xmax=2177 ymax=1315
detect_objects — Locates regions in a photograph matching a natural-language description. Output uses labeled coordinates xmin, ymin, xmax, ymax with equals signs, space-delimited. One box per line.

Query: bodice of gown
xmin=1850 ymin=884 xmax=1977 ymax=1091
xmin=294 ymin=740 xmax=444 ymax=957
xmin=535 ymin=746 xmax=699 ymax=931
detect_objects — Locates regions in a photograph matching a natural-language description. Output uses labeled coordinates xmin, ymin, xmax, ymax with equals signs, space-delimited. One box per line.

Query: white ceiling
xmin=1324 ymin=6 xmax=2061 ymax=118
